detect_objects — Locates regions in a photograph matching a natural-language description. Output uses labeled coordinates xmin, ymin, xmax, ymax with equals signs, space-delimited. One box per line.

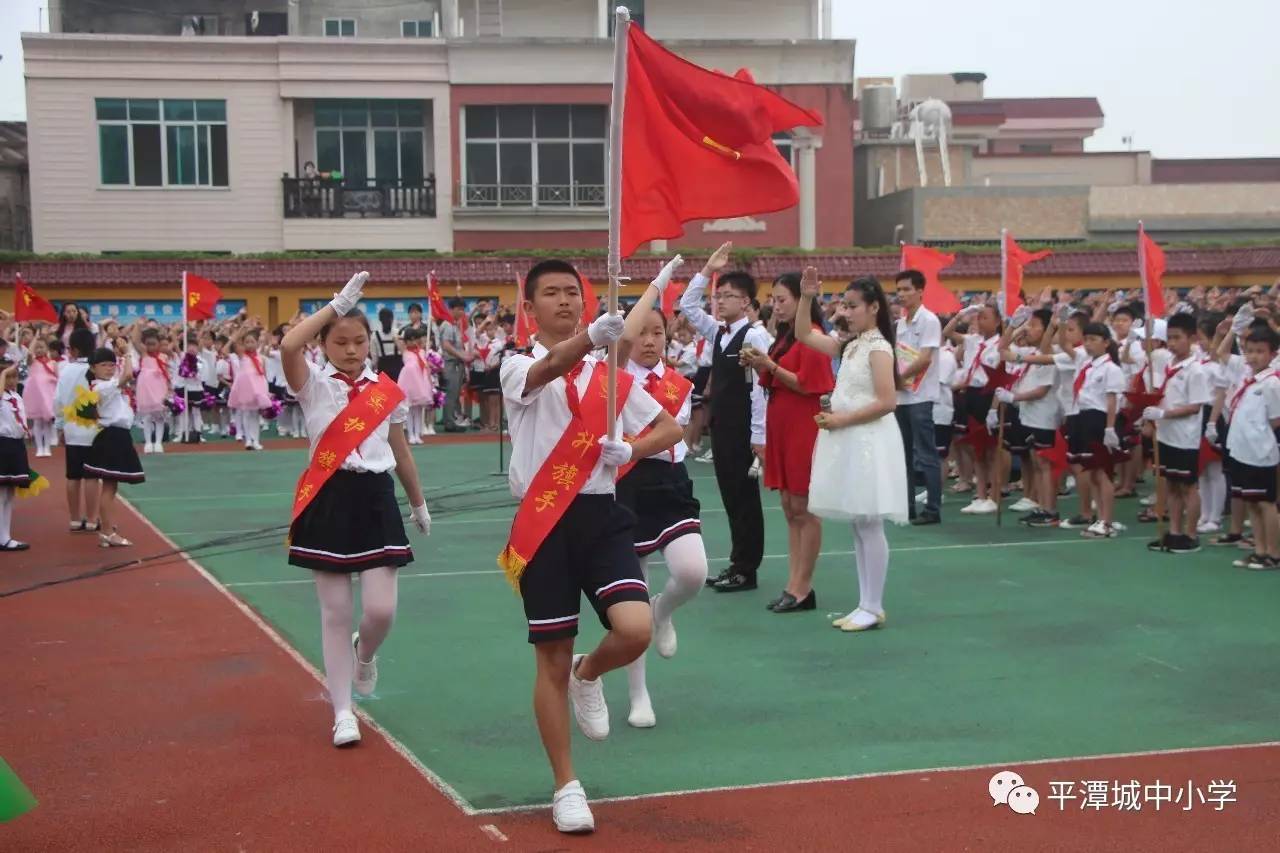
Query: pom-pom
xmin=425 ymin=350 xmax=444 ymax=373
xmin=178 ymin=353 xmax=200 ymax=380
xmin=261 ymin=397 xmax=284 ymax=421
xmin=431 ymin=388 xmax=446 ymax=410
xmin=166 ymin=392 xmax=187 ymax=415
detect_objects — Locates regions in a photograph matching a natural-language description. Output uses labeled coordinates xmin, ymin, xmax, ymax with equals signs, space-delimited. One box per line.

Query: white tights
xmin=313 ymin=567 xmax=399 ymax=718
xmin=237 ymin=408 xmax=261 ymax=447
xmin=852 ymin=518 xmax=889 ymax=615
xmin=407 ymin=405 xmax=425 ymax=442
xmin=1198 ymin=461 xmax=1226 ymax=527
xmin=0 ymin=487 xmax=13 ymax=544
xmin=31 ymin=419 xmax=54 ymax=455
xmin=142 ymin=413 xmax=166 ymax=446
xmin=626 ymin=533 xmax=708 ymax=707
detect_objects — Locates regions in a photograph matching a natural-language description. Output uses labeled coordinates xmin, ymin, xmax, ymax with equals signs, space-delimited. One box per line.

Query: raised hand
xmin=800 ymin=266 xmax=821 ymax=298
xmin=330 ymin=271 xmax=370 ymax=316
xmin=651 ymin=254 xmax=685 ymax=293
xmin=701 ymin=242 xmax=733 ymax=276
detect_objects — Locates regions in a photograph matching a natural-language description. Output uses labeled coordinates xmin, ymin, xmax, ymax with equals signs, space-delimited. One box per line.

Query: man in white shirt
xmin=679 ymin=242 xmax=770 ymax=592
xmin=893 ymin=270 xmax=944 ymax=524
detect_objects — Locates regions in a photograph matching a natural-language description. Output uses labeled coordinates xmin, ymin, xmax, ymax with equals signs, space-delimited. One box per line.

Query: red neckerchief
xmin=1159 ymin=359 xmax=1188 ymax=396
xmin=963 ymin=339 xmax=993 ymax=386
xmin=331 ymin=370 xmax=374 ymax=403
xmin=643 ymin=370 xmax=677 ymax=462
xmin=1228 ymin=369 xmax=1275 ymax=420
xmin=563 ymin=362 xmax=587 ymax=419
xmin=695 ymin=339 xmax=706 ymax=359
xmin=35 ymin=357 xmax=57 ymax=378
xmin=410 ymin=348 xmax=428 ymax=371
xmin=246 ymin=351 xmax=265 ymax=377
xmin=4 ymin=393 xmax=27 ymax=436
xmin=1073 ymin=359 xmax=1095 ymax=401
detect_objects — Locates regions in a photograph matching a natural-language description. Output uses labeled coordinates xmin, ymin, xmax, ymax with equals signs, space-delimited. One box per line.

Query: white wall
xmin=500 ymin=0 xmax=598 ymax=37
xmin=643 ymin=0 xmax=817 ymax=40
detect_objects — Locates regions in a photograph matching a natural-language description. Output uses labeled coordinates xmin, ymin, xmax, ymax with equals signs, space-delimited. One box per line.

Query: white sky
xmin=1 ymin=0 xmax=1277 ymax=158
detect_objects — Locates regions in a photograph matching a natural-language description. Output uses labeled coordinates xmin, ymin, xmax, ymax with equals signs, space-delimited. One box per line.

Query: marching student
xmin=1223 ymin=321 xmax=1280 ymax=570
xmin=22 ymin=337 xmax=59 ymax=458
xmin=614 ymin=256 xmax=709 ymax=729
xmin=229 ymin=323 xmax=272 ymax=451
xmin=53 ymin=328 xmax=101 ymax=532
xmin=498 ymin=259 xmax=682 ymax=834
xmin=83 ymin=347 xmax=145 ymax=548
xmin=281 ymin=272 xmax=430 ymax=749
xmin=798 ymin=271 xmax=908 ymax=632
xmin=942 ymin=303 xmax=1004 ymax=514
xmin=0 ymin=362 xmax=32 ymax=551
xmin=680 ymin=241 xmax=770 ymax=592
xmin=132 ymin=328 xmax=171 ymax=454
xmin=1143 ymin=313 xmax=1212 ymax=553
xmin=1059 ymin=322 xmax=1127 ymax=538
xmin=996 ymin=308 xmax=1063 ymax=526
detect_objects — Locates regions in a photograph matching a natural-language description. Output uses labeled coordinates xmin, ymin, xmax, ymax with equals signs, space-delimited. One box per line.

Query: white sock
xmin=313 ymin=572 xmax=355 ymax=716
xmin=408 ymin=405 xmax=422 ymax=440
xmin=0 ymin=487 xmax=13 ymax=542
xmin=852 ymin=518 xmax=889 ymax=615
xmin=241 ymin=410 xmax=261 ymax=446
xmin=355 ymin=566 xmax=399 ymax=659
xmin=1199 ymin=462 xmax=1225 ymax=526
xmin=653 ymin=533 xmax=707 ymax=625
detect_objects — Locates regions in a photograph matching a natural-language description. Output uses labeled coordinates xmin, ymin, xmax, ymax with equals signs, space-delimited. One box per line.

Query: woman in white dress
xmin=795 ymin=269 xmax=909 ymax=632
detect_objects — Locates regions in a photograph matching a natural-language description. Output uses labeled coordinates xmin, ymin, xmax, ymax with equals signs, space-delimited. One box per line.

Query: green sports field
xmin=122 ymin=442 xmax=1280 ymax=810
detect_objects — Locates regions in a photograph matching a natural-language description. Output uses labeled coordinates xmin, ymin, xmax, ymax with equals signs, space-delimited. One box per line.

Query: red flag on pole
xmin=661 ymin=280 xmax=687 ymax=318
xmin=620 ymin=26 xmax=823 ymax=257
xmin=514 ymin=274 xmax=536 ymax=348
xmin=900 ymin=244 xmax=960 ymax=314
xmin=1138 ymin=222 xmax=1167 ymax=317
xmin=1000 ymin=231 xmax=1051 ymax=318
xmin=578 ymin=271 xmax=599 ymax=325
xmin=184 ymin=272 xmax=222 ymax=322
xmin=13 ymin=274 xmax=58 ymax=324
xmin=427 ymin=272 xmax=452 ymax=324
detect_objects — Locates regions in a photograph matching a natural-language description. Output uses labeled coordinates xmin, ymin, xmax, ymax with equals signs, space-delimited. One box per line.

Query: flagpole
xmin=1139 ymin=220 xmax=1166 ymax=545
xmin=605 ymin=5 xmax=632 ymax=439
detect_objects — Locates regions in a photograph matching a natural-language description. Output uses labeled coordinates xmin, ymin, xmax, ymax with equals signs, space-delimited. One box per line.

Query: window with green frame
xmin=95 ymin=98 xmax=228 ymax=187
xmin=314 ymin=99 xmax=425 ymax=186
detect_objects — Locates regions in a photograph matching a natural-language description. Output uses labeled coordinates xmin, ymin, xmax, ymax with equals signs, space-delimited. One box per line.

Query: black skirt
xmin=0 ymin=437 xmax=31 ymax=487
xmin=616 ymin=459 xmax=702 ymax=556
xmin=288 ymin=470 xmax=413 ymax=574
xmin=84 ymin=426 xmax=145 ymax=483
xmin=377 ymin=355 xmax=404 ymax=381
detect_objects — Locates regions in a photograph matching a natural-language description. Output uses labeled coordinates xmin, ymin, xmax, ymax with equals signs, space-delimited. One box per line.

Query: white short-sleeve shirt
xmin=957 ymin=334 xmax=1002 ymax=390
xmin=1066 ymin=354 xmax=1125 ymax=415
xmin=1154 ymin=357 xmax=1212 ymax=450
xmin=501 ymin=345 xmax=663 ymax=498
xmin=932 ymin=347 xmax=957 ymax=425
xmin=1013 ymin=347 xmax=1060 ymax=430
xmin=895 ymin=305 xmax=942 ymax=405
xmin=626 ymin=360 xmax=690 ymax=463
xmin=288 ymin=362 xmax=408 ymax=474
xmin=1226 ymin=369 xmax=1280 ymax=468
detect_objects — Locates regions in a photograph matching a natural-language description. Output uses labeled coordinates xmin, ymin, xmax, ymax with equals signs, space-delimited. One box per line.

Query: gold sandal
xmin=99 ymin=532 xmax=132 ymax=548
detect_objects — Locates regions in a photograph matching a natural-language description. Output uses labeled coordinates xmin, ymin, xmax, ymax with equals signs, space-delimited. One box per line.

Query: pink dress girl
xmin=229 ymin=350 xmax=271 ymax=450
xmin=23 ymin=355 xmax=59 ymax=457
xmin=135 ymin=352 xmax=172 ymax=453
xmin=397 ymin=346 xmax=434 ymax=444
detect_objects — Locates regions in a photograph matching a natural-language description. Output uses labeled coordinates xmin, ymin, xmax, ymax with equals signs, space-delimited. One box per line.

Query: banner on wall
xmin=300 ymin=297 xmax=500 ymax=325
xmin=83 ymin=299 xmax=247 ymax=323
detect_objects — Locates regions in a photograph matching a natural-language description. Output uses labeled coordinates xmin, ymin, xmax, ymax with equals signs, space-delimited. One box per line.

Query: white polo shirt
xmin=1226 ymin=369 xmax=1280 ymax=468
xmin=1153 ymin=356 xmax=1212 ymax=450
xmin=956 ymin=334 xmax=1002 ymax=390
xmin=502 ymin=345 xmax=663 ymax=498
xmin=1012 ymin=347 xmax=1060 ymax=430
xmin=626 ymin=360 xmax=690 ymax=463
xmin=895 ymin=305 xmax=942 ymax=405
xmin=289 ymin=362 xmax=408 ymax=474
xmin=1057 ymin=353 xmax=1124 ymax=415
xmin=933 ymin=347 xmax=957 ymax=426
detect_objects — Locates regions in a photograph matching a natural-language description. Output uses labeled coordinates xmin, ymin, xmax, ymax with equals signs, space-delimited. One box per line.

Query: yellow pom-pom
xmin=16 ymin=472 xmax=48 ymax=499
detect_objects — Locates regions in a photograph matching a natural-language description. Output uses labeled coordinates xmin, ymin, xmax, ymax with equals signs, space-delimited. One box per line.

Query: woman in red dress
xmin=741 ymin=273 xmax=835 ymax=613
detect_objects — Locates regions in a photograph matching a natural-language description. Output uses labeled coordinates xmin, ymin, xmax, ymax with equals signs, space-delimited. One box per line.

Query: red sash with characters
xmin=618 ymin=369 xmax=692 ymax=479
xmin=497 ymin=362 xmax=634 ymax=588
xmin=289 ymin=373 xmax=404 ymax=532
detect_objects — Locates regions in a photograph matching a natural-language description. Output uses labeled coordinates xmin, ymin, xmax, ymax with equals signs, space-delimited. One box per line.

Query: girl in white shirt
xmin=83 ymin=347 xmax=145 ymax=548
xmin=1059 ymin=323 xmax=1126 ymax=539
xmin=280 ymin=272 xmax=430 ymax=749
xmin=0 ymin=362 xmax=32 ymax=550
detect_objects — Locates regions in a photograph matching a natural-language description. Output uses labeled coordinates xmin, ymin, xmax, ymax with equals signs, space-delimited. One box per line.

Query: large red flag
xmin=620 ymin=26 xmax=823 ymax=257
xmin=578 ymin=271 xmax=599 ymax=325
xmin=13 ymin=274 xmax=58 ymax=324
xmin=184 ymin=272 xmax=222 ymax=322
xmin=514 ymin=274 xmax=536 ymax=347
xmin=900 ymin=245 xmax=960 ymax=314
xmin=427 ymin=272 xmax=453 ymax=324
xmin=1001 ymin=232 xmax=1051 ymax=318
xmin=1138 ymin=222 xmax=1167 ymax=317
xmin=662 ymin=281 xmax=687 ymax=318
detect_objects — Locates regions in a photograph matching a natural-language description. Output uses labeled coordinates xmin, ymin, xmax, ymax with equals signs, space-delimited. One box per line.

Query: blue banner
xmin=82 ymin=299 xmax=247 ymax=324
xmin=300 ymin=297 xmax=500 ymax=325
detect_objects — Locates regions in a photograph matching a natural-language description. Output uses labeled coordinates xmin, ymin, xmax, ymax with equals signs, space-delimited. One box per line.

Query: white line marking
xmin=118 ymin=496 xmax=479 ymax=816
xmin=479 ymin=824 xmax=508 ymax=842
xmin=1140 ymin=654 xmax=1185 ymax=673
xmin=468 ymin=740 xmax=1280 ymax=815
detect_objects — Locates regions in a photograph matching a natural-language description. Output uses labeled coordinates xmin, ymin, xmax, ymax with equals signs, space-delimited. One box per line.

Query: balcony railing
xmin=459 ymin=184 xmax=606 ymax=209
xmin=282 ymin=176 xmax=437 ymax=218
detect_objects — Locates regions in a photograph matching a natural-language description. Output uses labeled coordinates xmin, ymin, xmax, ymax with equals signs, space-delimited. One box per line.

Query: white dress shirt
xmin=0 ymin=391 xmax=26 ymax=439
xmin=501 ymin=344 xmax=663 ymax=498
xmin=1012 ymin=346 xmax=1061 ymax=431
xmin=932 ymin=347 xmax=957 ymax=426
xmin=896 ymin=305 xmax=942 ymax=405
xmin=626 ymin=360 xmax=690 ymax=463
xmin=679 ymin=273 xmax=767 ymax=445
xmin=289 ymin=362 xmax=409 ymax=474
xmin=957 ymin=333 xmax=1002 ymax=390
xmin=1226 ymin=368 xmax=1280 ymax=468
xmin=1061 ymin=354 xmax=1125 ymax=415
xmin=1154 ymin=356 xmax=1212 ymax=450
xmin=53 ymin=359 xmax=99 ymax=446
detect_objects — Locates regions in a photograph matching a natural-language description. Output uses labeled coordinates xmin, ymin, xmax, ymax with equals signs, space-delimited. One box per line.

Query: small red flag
xmin=963 ymin=416 xmax=996 ymax=462
xmin=1138 ymin=223 xmax=1167 ymax=317
xmin=184 ymin=272 xmax=222 ymax=322
xmin=900 ymin=245 xmax=960 ymax=314
xmin=661 ymin=281 xmax=687 ymax=318
xmin=1037 ymin=430 xmax=1070 ymax=480
xmin=427 ymin=272 xmax=453 ymax=324
xmin=578 ymin=271 xmax=599 ymax=325
xmin=514 ymin=274 xmax=536 ymax=348
xmin=620 ymin=26 xmax=823 ymax=257
xmin=1001 ymin=232 xmax=1051 ymax=318
xmin=13 ymin=274 xmax=58 ymax=324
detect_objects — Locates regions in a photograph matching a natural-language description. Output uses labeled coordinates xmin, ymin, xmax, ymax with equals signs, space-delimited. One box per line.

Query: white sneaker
xmin=552 ymin=780 xmax=595 ymax=834
xmin=972 ymin=499 xmax=999 ymax=515
xmin=652 ymin=595 xmax=677 ymax=659
xmin=1009 ymin=497 xmax=1039 ymax=513
xmin=1082 ymin=521 xmax=1117 ymax=539
xmin=960 ymin=498 xmax=983 ymax=514
xmin=1197 ymin=521 xmax=1221 ymax=535
xmin=332 ymin=711 xmax=361 ymax=747
xmin=1111 ymin=521 xmax=1127 ymax=532
xmin=154 ymin=443 xmax=164 ymax=454
xmin=1140 ymin=494 xmax=1156 ymax=507
xmin=423 ymin=424 xmax=436 ymax=436
xmin=568 ymin=654 xmax=609 ymax=741
xmin=143 ymin=443 xmax=154 ymax=454
xmin=628 ymin=694 xmax=656 ymax=729
xmin=915 ymin=490 xmax=927 ymax=504
xmin=352 ymin=632 xmax=377 ymax=696
xmin=696 ymin=449 xmax=714 ymax=464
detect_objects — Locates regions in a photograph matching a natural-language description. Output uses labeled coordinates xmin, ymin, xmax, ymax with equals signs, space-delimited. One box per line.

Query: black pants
xmin=711 ymin=424 xmax=763 ymax=576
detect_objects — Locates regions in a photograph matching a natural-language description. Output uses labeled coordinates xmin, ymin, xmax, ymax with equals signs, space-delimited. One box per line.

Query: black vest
xmin=710 ymin=323 xmax=752 ymax=438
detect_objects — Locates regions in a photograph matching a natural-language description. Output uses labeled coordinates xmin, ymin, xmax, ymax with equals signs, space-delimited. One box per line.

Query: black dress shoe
xmin=767 ymin=591 xmax=792 ymax=611
xmin=713 ymin=573 xmax=757 ymax=592
xmin=772 ymin=590 xmax=816 ymax=612
xmin=911 ymin=513 xmax=941 ymax=526
xmin=706 ymin=568 xmax=732 ymax=588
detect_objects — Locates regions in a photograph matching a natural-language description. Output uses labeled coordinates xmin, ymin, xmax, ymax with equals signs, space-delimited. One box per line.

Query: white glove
xmin=985 ymin=410 xmax=1000 ymax=432
xmin=598 ymin=434 xmax=633 ymax=467
xmin=1174 ymin=301 xmax=1195 ymax=316
xmin=651 ymin=254 xmax=684 ymax=293
xmin=410 ymin=503 xmax=431 ymax=536
xmin=1142 ymin=407 xmax=1164 ymax=422
xmin=1232 ymin=303 xmax=1255 ymax=336
xmin=1205 ymin=422 xmax=1218 ymax=443
xmin=994 ymin=387 xmax=1015 ymax=405
xmin=587 ymin=312 xmax=625 ymax=348
xmin=330 ymin=271 xmax=370 ymax=316
xmin=1103 ymin=427 xmax=1121 ymax=451
xmin=1010 ymin=305 xmax=1032 ymax=328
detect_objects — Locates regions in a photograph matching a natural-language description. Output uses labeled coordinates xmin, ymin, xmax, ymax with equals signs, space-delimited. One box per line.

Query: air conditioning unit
xmin=180 ymin=15 xmax=219 ymax=36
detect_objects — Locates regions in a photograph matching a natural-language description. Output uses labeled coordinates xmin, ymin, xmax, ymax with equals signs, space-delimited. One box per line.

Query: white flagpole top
xmin=615 ymin=6 xmax=631 ymax=21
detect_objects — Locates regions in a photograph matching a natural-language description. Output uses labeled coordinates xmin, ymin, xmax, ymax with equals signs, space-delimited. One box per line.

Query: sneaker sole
xmin=555 ymin=819 xmax=596 ymax=834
